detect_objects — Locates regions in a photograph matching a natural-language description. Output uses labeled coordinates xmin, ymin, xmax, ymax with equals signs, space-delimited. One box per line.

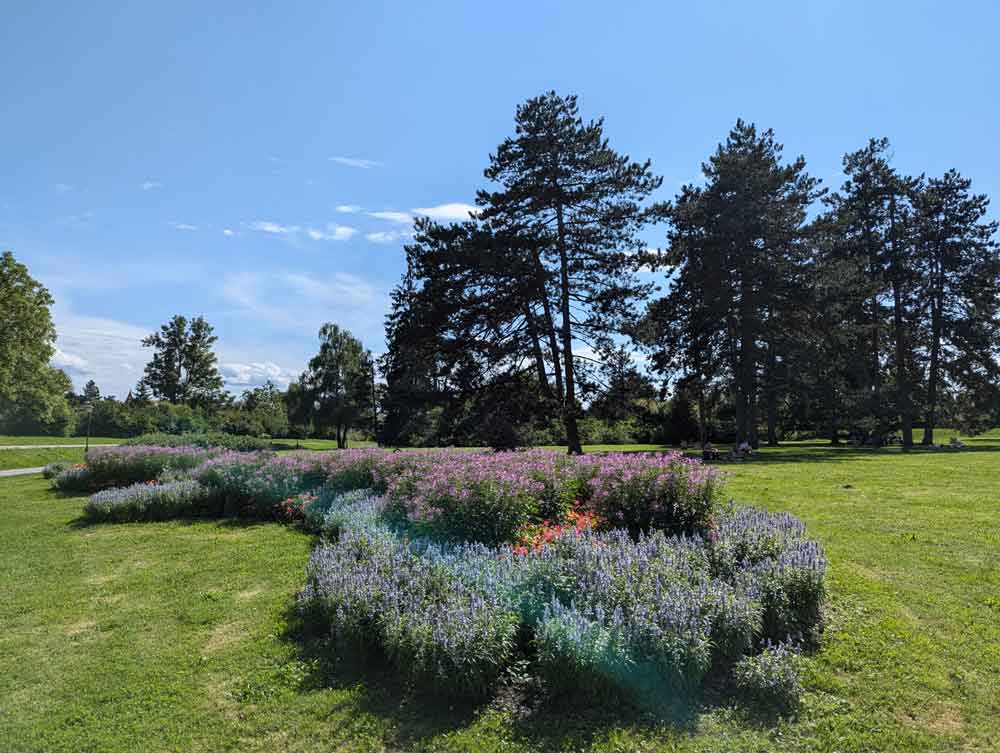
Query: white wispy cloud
xmin=220 ymin=361 xmax=298 ymax=389
xmin=336 ymin=204 xmax=362 ymax=214
xmin=368 ymin=210 xmax=413 ymax=224
xmin=170 ymin=221 xmax=200 ymax=231
xmin=246 ymin=220 xmax=357 ymax=242
xmin=55 ymin=183 xmax=74 ymax=193
xmin=223 ymin=228 xmax=235 ymax=236
xmin=365 ymin=230 xmax=411 ymax=244
xmin=51 ymin=347 xmax=90 ymax=377
xmin=330 ymin=156 xmax=382 ymax=169
xmin=220 ymin=270 xmax=387 ymax=347
xmin=50 ymin=308 xmax=151 ymax=397
xmin=413 ymin=202 xmax=479 ymax=221
xmin=140 ymin=181 xmax=163 ymax=191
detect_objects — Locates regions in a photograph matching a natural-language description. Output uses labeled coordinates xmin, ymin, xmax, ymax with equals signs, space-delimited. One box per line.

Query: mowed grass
xmin=0 ymin=447 xmax=87 ymax=471
xmin=1 ymin=439 xmax=998 ymax=752
xmin=0 ymin=435 xmax=119 ymax=446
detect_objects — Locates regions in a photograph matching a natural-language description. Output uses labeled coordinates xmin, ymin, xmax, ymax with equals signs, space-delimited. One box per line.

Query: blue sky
xmin=3 ymin=1 xmax=997 ymax=397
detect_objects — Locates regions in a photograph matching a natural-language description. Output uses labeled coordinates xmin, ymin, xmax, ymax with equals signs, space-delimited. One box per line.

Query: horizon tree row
xmin=380 ymin=92 xmax=1000 ymax=451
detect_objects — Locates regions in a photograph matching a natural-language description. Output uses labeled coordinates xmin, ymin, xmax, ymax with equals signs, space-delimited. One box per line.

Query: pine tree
xmin=82 ymin=379 xmax=101 ymax=403
xmin=913 ymin=170 xmax=1000 ymax=444
xmin=824 ymin=138 xmax=922 ymax=445
xmin=478 ymin=92 xmax=663 ymax=453
xmin=648 ymin=122 xmax=821 ymax=447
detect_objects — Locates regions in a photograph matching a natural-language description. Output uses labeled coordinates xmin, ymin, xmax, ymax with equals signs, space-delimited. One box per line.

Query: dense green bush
xmin=122 ymin=432 xmax=271 ymax=451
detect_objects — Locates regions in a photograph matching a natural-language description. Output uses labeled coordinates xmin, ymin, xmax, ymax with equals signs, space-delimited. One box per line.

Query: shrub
xmin=303 ymin=488 xmax=386 ymax=536
xmin=193 ymin=452 xmax=320 ymax=517
xmin=301 ymin=524 xmax=520 ymax=698
xmin=122 ymin=432 xmax=271 ymax=451
xmin=83 ymin=480 xmax=215 ymax=522
xmin=534 ymin=600 xmax=633 ymax=700
xmin=714 ymin=507 xmax=827 ymax=645
xmin=42 ymin=461 xmax=71 ymax=479
xmin=83 ymin=445 xmax=217 ymax=488
xmin=584 ymin=452 xmax=722 ymax=537
xmin=52 ymin=464 xmax=91 ymax=493
xmin=733 ymin=643 xmax=805 ymax=714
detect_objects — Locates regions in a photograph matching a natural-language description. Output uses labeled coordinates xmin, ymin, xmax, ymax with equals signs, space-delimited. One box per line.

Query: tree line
xmin=3 ymin=91 xmax=998 ymax=451
xmin=379 ymin=93 xmax=1000 ymax=451
xmin=0 ymin=255 xmax=374 ymax=444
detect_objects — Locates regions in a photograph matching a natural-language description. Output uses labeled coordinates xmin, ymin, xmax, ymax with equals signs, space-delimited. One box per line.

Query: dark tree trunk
xmin=765 ymin=337 xmax=778 ymax=446
xmin=892 ymin=280 xmax=913 ymax=447
xmin=524 ymin=306 xmax=553 ymax=399
xmin=889 ymin=195 xmax=913 ymax=448
xmin=923 ymin=293 xmax=943 ymax=446
xmin=555 ymin=204 xmax=582 ymax=455
xmin=532 ymin=250 xmax=564 ymax=404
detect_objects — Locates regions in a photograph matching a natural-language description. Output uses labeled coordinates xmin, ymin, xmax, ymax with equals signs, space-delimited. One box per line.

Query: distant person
xmin=737 ymin=440 xmax=752 ymax=458
xmin=702 ymin=441 xmax=719 ymax=462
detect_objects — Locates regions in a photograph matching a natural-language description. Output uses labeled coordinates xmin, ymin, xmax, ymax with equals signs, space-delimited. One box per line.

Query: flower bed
xmin=52 ymin=445 xmax=220 ymax=492
xmin=300 ymin=488 xmax=826 ymax=703
xmin=84 ymin=479 xmax=214 ymax=522
xmin=66 ymin=445 xmax=825 ymax=708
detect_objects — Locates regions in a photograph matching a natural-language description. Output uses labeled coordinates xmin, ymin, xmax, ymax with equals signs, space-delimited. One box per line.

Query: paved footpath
xmin=0 ymin=467 xmax=45 ymax=477
xmin=0 ymin=443 xmax=119 ymax=450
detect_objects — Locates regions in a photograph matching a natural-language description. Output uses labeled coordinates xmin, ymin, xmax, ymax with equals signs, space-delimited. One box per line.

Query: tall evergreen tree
xmin=478 ymin=92 xmax=663 ymax=453
xmin=912 ymin=170 xmax=1000 ymax=444
xmin=824 ymin=138 xmax=923 ymax=445
xmin=82 ymin=379 xmax=101 ymax=403
xmin=648 ymin=122 xmax=822 ymax=447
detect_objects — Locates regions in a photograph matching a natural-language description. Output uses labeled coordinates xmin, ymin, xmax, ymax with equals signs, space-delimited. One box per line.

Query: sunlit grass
xmin=1 ymin=434 xmax=998 ymax=751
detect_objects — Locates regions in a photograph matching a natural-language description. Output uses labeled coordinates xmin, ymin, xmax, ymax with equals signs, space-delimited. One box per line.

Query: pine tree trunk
xmin=524 ymin=306 xmax=553 ymax=399
xmin=765 ymin=338 xmax=778 ymax=446
xmin=889 ymin=195 xmax=913 ymax=448
xmin=738 ymin=272 xmax=756 ymax=446
xmin=555 ymin=204 xmax=582 ymax=455
xmin=892 ymin=281 xmax=913 ymax=447
xmin=923 ymin=296 xmax=943 ymax=446
xmin=532 ymin=250 xmax=564 ymax=404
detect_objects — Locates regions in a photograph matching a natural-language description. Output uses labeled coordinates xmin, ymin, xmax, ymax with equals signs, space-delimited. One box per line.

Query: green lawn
xmin=0 ymin=447 xmax=87 ymax=471
xmin=0 ymin=435 xmax=119 ymax=446
xmin=1 ymin=440 xmax=998 ymax=752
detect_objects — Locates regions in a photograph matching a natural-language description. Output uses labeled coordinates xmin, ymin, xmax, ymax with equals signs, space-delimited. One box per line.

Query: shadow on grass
xmin=278 ymin=603 xmax=706 ymax=752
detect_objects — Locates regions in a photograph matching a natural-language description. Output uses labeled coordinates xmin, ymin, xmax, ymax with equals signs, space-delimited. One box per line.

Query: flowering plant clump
xmin=42 ymin=461 xmax=72 ymax=479
xmin=70 ymin=445 xmax=220 ymax=490
xmin=68 ymin=444 xmax=826 ymax=708
xmin=582 ymin=451 xmax=723 ymax=537
xmin=300 ymin=488 xmax=826 ymax=703
xmin=514 ymin=506 xmax=600 ymax=554
xmin=733 ymin=641 xmax=805 ymax=713
xmin=52 ymin=464 xmax=92 ymax=493
xmin=276 ymin=491 xmax=319 ymax=524
xmin=83 ymin=480 xmax=213 ymax=522
xmin=192 ymin=451 xmax=319 ymax=517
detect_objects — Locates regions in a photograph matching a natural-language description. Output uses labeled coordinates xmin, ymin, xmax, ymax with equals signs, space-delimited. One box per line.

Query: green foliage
xmin=141 ymin=315 xmax=227 ymax=407
xmin=733 ymin=643 xmax=805 ymax=714
xmin=41 ymin=461 xmax=71 ymax=479
xmin=297 ymin=324 xmax=373 ymax=449
xmin=122 ymin=431 xmax=271 ymax=451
